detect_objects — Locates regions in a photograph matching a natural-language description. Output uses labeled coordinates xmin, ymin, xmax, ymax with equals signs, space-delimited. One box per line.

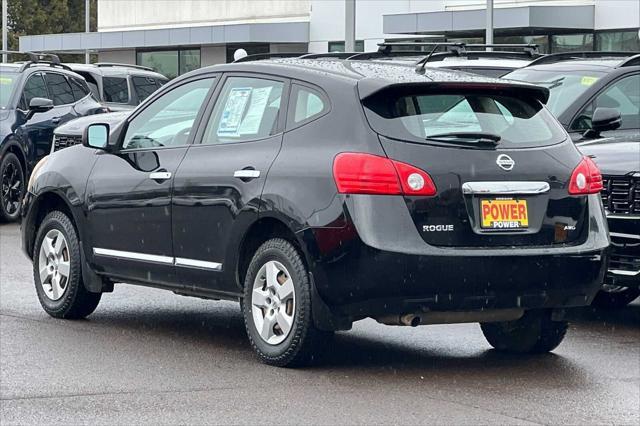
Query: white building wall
xmin=98 ymin=0 xmax=311 ymax=32
xmin=98 ymin=49 xmax=136 ymax=64
xmin=309 ymin=0 xmax=444 ymax=53
xmin=594 ymin=0 xmax=640 ymax=30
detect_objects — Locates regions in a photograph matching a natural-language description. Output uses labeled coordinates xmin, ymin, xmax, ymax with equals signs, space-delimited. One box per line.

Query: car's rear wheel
xmin=0 ymin=152 xmax=25 ymax=222
xmin=242 ymin=238 xmax=331 ymax=367
xmin=33 ymin=211 xmax=101 ymax=319
xmin=480 ymin=309 xmax=568 ymax=354
xmin=592 ymin=285 xmax=640 ymax=309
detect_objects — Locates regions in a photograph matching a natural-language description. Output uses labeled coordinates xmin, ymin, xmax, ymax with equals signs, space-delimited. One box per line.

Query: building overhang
xmin=19 ymin=21 xmax=309 ymax=52
xmin=383 ymin=5 xmax=595 ymax=36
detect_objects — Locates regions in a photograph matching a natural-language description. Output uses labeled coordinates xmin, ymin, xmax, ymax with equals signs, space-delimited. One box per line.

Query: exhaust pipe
xmin=375 ymin=309 xmax=524 ymax=326
xmin=376 ymin=314 xmax=422 ymax=327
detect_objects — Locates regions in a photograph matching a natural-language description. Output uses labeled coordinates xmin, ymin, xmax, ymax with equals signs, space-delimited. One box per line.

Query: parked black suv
xmin=22 ymin=58 xmax=609 ymax=366
xmin=0 ymin=53 xmax=105 ymax=222
xmin=67 ymin=63 xmax=168 ymax=111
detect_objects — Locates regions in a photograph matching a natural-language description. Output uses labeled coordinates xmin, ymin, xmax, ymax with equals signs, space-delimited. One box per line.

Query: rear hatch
xmin=361 ymin=84 xmax=591 ymax=248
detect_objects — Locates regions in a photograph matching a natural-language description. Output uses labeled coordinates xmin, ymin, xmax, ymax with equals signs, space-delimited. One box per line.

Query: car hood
xmin=577 ymin=135 xmax=640 ymax=176
xmin=54 ymin=111 xmax=131 ymax=136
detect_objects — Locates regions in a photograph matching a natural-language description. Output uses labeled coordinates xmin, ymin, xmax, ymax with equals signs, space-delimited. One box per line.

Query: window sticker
xmin=217 ymin=87 xmax=251 ymax=137
xmin=238 ymin=86 xmax=273 ymax=135
xmin=581 ymin=76 xmax=598 ymax=86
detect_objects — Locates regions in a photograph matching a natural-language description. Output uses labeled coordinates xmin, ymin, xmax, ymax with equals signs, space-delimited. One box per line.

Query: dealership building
xmin=19 ymin=0 xmax=640 ymax=79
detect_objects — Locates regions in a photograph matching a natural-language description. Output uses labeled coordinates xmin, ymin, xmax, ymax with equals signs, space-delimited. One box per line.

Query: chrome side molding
xmin=93 ymin=248 xmax=222 ymax=270
xmin=462 ymin=181 xmax=550 ymax=195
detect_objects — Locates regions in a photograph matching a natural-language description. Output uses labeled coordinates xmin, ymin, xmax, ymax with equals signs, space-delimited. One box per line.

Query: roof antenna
xmin=415 ymin=43 xmax=465 ymax=74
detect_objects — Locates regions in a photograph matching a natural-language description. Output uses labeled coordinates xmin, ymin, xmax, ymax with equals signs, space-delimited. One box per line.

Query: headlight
xmin=27 ymin=156 xmax=49 ymax=193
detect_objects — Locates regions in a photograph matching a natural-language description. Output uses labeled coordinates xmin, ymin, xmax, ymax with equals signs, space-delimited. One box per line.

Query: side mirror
xmin=584 ymin=107 xmax=622 ymax=138
xmin=26 ymin=97 xmax=54 ymax=119
xmin=83 ymin=123 xmax=110 ymax=150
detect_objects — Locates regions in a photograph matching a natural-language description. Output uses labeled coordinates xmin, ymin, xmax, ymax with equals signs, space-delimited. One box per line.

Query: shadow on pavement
xmin=566 ymin=300 xmax=640 ymax=328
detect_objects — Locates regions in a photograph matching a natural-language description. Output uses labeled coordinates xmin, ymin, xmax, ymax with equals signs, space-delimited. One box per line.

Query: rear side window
xmin=21 ymin=74 xmax=48 ymax=109
xmin=103 ymin=77 xmax=129 ymax=103
xmin=132 ymin=76 xmax=160 ymax=102
xmin=69 ymin=77 xmax=90 ymax=101
xmin=44 ymin=73 xmax=75 ymax=105
xmin=363 ymin=90 xmax=567 ymax=148
xmin=291 ymin=84 xmax=327 ymax=124
xmin=202 ymin=76 xmax=284 ymax=145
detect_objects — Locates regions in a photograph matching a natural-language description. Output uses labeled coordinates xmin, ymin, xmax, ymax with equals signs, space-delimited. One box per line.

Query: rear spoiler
xmin=357 ymin=79 xmax=550 ymax=104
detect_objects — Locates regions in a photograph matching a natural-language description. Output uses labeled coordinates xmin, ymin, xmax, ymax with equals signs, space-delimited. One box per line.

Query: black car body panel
xmin=578 ymin=135 xmax=640 ymax=288
xmin=23 ymin=59 xmax=609 ymax=329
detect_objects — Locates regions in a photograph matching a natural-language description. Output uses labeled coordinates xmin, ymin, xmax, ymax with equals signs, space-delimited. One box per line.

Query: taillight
xmin=568 ymin=156 xmax=603 ymax=195
xmin=333 ymin=152 xmax=436 ymax=196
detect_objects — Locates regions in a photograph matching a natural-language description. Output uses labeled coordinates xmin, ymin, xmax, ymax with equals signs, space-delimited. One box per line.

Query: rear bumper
xmin=304 ymin=194 xmax=609 ymax=319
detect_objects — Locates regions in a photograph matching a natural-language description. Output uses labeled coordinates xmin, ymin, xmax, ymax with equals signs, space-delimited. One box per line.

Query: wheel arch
xmin=1 ymin=138 xmax=28 ymax=178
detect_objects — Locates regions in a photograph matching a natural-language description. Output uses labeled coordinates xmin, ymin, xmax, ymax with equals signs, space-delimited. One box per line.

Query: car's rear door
xmin=171 ymin=73 xmax=289 ymax=295
xmin=85 ymin=76 xmax=217 ymax=286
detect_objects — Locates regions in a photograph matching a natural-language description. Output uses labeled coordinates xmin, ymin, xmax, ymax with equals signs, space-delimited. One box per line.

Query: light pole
xmin=345 ymin=0 xmax=355 ymax=52
xmin=2 ymin=0 xmax=8 ymax=63
xmin=85 ymin=0 xmax=90 ymax=63
xmin=486 ymin=0 xmax=494 ymax=50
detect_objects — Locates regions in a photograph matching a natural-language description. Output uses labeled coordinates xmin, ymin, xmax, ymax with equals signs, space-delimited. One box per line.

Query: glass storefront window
xmin=551 ymin=34 xmax=594 ymax=53
xmin=225 ymin=44 xmax=269 ymax=63
xmin=494 ymin=35 xmax=550 ymax=54
xmin=137 ymin=49 xmax=201 ymax=79
xmin=596 ymin=30 xmax=640 ymax=52
xmin=328 ymin=40 xmax=364 ymax=52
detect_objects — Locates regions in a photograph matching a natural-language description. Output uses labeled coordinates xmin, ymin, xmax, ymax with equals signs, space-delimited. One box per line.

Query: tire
xmin=242 ymin=238 xmax=332 ymax=367
xmin=592 ymin=287 xmax=640 ymax=309
xmin=0 ymin=152 xmax=25 ymax=222
xmin=33 ymin=211 xmax=101 ymax=319
xmin=480 ymin=309 xmax=568 ymax=354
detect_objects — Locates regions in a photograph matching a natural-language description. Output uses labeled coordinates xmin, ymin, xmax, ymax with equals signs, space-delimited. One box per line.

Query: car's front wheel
xmin=0 ymin=152 xmax=25 ymax=222
xmin=242 ymin=238 xmax=331 ymax=367
xmin=33 ymin=211 xmax=101 ymax=319
xmin=480 ymin=309 xmax=568 ymax=354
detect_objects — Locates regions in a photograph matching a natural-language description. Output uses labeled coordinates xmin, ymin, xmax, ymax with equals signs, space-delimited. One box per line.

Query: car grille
xmin=53 ymin=134 xmax=82 ymax=151
xmin=601 ymin=175 xmax=640 ymax=216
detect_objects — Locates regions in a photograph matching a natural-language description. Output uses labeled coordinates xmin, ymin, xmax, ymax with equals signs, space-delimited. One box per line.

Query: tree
xmin=2 ymin=0 xmax=97 ymax=51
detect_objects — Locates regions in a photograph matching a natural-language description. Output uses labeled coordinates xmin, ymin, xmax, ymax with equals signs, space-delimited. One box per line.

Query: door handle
xmin=149 ymin=171 xmax=172 ymax=181
xmin=51 ymin=117 xmax=61 ymax=125
xmin=233 ymin=169 xmax=261 ymax=179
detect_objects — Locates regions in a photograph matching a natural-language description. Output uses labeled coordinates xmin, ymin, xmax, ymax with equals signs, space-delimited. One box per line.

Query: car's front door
xmin=172 ymin=74 xmax=289 ymax=295
xmin=85 ymin=76 xmax=217 ymax=286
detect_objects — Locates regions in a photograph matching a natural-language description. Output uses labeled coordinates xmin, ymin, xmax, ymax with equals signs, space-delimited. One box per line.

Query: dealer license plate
xmin=480 ymin=199 xmax=529 ymax=229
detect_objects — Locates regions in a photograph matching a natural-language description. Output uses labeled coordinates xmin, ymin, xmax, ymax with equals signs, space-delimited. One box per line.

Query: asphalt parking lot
xmin=0 ymin=222 xmax=638 ymax=425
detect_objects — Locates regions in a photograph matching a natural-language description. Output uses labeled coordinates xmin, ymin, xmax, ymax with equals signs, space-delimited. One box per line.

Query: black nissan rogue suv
xmin=21 ymin=58 xmax=609 ymax=366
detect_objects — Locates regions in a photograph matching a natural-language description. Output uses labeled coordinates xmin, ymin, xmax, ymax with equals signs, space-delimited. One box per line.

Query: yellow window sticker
xmin=0 ymin=77 xmax=14 ymax=85
xmin=581 ymin=76 xmax=598 ymax=86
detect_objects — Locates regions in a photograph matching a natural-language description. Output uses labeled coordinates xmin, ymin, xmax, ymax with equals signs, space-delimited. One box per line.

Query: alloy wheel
xmin=38 ymin=229 xmax=71 ymax=301
xmin=251 ymin=260 xmax=296 ymax=345
xmin=1 ymin=162 xmax=23 ymax=216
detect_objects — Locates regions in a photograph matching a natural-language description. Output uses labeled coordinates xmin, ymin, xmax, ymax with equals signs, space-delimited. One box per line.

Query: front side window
xmin=202 ymin=77 xmax=284 ymax=145
xmin=132 ymin=76 xmax=160 ymax=102
xmin=363 ymin=91 xmax=567 ymax=148
xmin=571 ymin=74 xmax=640 ymax=131
xmin=44 ymin=73 xmax=75 ymax=106
xmin=21 ymin=74 xmax=48 ymax=109
xmin=69 ymin=77 xmax=90 ymax=101
xmin=103 ymin=77 xmax=129 ymax=103
xmin=122 ymin=78 xmax=214 ymax=150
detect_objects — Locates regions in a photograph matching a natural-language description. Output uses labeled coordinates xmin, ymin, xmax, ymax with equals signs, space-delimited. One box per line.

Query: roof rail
xmin=618 ymin=53 xmax=640 ymax=67
xmin=94 ymin=62 xmax=155 ymax=71
xmin=13 ymin=51 xmax=72 ymax=72
xmin=233 ymin=52 xmax=309 ymax=63
xmin=526 ymin=51 xmax=639 ymax=67
xmin=299 ymin=52 xmax=358 ymax=59
xmin=465 ymin=43 xmax=540 ymax=56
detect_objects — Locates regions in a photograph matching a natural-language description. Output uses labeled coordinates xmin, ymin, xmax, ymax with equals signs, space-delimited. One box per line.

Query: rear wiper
xmin=425 ymin=132 xmax=502 ymax=146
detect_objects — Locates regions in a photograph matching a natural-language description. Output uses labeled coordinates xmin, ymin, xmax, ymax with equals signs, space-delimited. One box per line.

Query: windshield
xmin=363 ymin=90 xmax=567 ymax=149
xmin=0 ymin=71 xmax=19 ymax=109
xmin=504 ymin=68 xmax=607 ymax=117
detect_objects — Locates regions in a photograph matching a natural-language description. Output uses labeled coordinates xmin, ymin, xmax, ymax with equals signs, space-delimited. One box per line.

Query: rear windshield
xmin=504 ymin=68 xmax=607 ymax=117
xmin=362 ymin=90 xmax=567 ymax=149
xmin=103 ymin=77 xmax=130 ymax=103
